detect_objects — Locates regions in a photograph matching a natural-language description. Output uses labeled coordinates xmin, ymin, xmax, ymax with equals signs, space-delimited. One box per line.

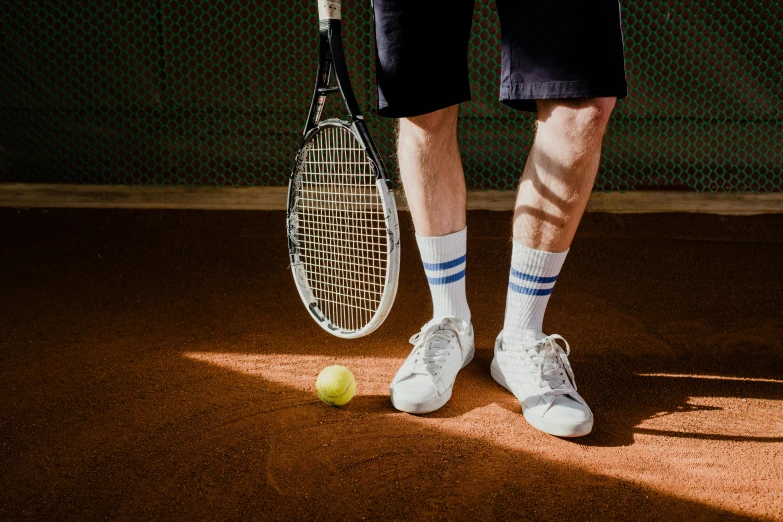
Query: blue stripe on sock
xmin=508 ymin=281 xmax=553 ymax=296
xmin=427 ymin=269 xmax=466 ymax=285
xmin=510 ymin=267 xmax=558 ymax=284
xmin=422 ymin=254 xmax=467 ymax=271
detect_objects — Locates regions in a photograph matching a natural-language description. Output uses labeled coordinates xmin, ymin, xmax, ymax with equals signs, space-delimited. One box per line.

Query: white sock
xmin=503 ymin=239 xmax=568 ymax=344
xmin=416 ymin=228 xmax=471 ymax=323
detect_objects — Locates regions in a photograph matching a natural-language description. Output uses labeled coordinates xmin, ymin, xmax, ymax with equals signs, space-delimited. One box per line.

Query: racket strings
xmin=294 ymin=125 xmax=388 ymax=332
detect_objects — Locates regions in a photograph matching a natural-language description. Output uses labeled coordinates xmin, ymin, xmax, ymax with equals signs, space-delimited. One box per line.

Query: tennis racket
xmin=286 ymin=0 xmax=400 ymax=339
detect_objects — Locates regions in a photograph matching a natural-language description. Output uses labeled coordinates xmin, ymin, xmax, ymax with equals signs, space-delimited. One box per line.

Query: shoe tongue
xmin=425 ymin=329 xmax=452 ymax=347
xmin=414 ymin=323 xmax=452 ymax=351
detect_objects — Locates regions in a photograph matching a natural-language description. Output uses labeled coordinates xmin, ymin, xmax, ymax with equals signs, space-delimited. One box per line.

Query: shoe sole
xmin=391 ymin=344 xmax=475 ymax=415
xmin=490 ymin=357 xmax=593 ymax=438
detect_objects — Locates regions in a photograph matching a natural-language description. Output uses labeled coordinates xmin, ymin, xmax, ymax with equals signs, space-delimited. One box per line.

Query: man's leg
xmin=389 ymin=105 xmax=475 ymax=414
xmin=397 ymin=105 xmax=465 ymax=238
xmin=398 ymin=105 xmax=471 ymax=324
xmin=397 ymin=105 xmax=471 ymax=324
xmin=514 ymin=98 xmax=616 ymax=252
xmin=372 ymin=0 xmax=476 ymax=414
xmin=492 ymin=97 xmax=616 ymax=437
xmin=504 ymin=97 xmax=615 ymax=342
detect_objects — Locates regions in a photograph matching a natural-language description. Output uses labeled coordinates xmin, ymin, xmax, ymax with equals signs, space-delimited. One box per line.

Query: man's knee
xmin=399 ymin=105 xmax=459 ymax=144
xmin=537 ymin=97 xmax=616 ymax=144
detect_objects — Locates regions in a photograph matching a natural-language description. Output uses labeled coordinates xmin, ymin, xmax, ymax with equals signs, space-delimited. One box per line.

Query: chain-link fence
xmin=0 ymin=1 xmax=781 ymax=191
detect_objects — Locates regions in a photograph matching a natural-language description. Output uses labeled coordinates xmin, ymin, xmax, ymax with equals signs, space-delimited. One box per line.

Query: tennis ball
xmin=316 ymin=365 xmax=356 ymax=406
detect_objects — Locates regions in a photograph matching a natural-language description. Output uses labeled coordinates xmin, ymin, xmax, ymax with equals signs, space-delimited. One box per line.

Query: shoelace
xmin=407 ymin=317 xmax=469 ymax=378
xmin=509 ymin=334 xmax=577 ymax=395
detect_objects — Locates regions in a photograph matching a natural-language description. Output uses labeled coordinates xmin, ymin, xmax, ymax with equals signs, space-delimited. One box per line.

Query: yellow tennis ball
xmin=316 ymin=365 xmax=356 ymax=406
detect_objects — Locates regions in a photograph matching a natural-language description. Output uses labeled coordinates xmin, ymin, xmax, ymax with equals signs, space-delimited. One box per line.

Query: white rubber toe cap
xmin=523 ymin=395 xmax=593 ymax=438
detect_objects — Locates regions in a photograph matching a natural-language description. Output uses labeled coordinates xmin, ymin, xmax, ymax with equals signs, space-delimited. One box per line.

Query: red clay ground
xmin=1 ymin=208 xmax=782 ymax=520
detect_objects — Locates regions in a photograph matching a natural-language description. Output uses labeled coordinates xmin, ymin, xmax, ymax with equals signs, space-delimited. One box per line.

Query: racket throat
xmin=320 ymin=20 xmax=363 ymax=122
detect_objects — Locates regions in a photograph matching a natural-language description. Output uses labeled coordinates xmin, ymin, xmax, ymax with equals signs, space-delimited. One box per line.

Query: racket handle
xmin=318 ymin=0 xmax=341 ymax=20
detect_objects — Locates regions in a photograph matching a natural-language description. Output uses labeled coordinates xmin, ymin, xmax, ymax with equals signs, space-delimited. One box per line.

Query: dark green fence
xmin=1 ymin=1 xmax=781 ymax=191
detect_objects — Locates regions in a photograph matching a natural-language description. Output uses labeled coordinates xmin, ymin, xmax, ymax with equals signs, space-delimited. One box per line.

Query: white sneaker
xmin=491 ymin=331 xmax=593 ymax=437
xmin=390 ymin=317 xmax=475 ymax=414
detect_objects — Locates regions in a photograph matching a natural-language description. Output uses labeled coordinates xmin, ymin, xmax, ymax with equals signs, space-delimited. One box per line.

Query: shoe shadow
xmin=579 ymin=370 xmax=783 ymax=447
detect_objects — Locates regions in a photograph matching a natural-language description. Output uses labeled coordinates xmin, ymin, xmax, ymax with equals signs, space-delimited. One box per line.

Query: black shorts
xmin=373 ymin=0 xmax=628 ymax=117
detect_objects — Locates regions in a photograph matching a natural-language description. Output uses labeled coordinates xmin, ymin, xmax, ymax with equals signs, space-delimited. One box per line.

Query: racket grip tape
xmin=318 ymin=0 xmax=341 ymax=20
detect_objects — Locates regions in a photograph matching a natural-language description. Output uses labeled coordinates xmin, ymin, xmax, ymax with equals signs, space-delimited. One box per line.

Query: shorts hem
xmin=377 ymin=92 xmax=472 ymax=119
xmin=500 ymin=81 xmax=629 ymax=112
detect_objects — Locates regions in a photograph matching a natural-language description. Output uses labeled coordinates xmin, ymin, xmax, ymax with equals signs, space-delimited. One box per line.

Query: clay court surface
xmin=1 ymin=208 xmax=782 ymax=520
